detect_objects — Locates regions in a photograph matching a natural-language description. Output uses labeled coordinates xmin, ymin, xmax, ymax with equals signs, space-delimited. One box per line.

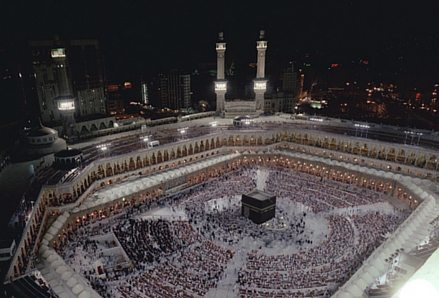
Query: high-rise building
xmin=29 ymin=37 xmax=107 ymax=125
xmin=159 ymin=73 xmax=191 ymax=110
xmin=141 ymin=81 xmax=149 ymax=105
xmin=282 ymin=67 xmax=298 ymax=113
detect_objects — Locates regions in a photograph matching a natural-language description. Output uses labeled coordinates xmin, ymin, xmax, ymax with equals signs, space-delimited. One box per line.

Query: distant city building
xmin=282 ymin=67 xmax=298 ymax=95
xmin=262 ymin=67 xmax=299 ymax=114
xmin=107 ymin=81 xmax=140 ymax=115
xmin=107 ymin=83 xmax=125 ymax=115
xmin=159 ymin=73 xmax=191 ymax=110
xmin=29 ymin=37 xmax=108 ymax=125
xmin=141 ymin=81 xmax=149 ymax=105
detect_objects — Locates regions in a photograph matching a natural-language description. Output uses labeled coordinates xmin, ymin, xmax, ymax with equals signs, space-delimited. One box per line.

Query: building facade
xmin=263 ymin=67 xmax=299 ymax=114
xmin=29 ymin=37 xmax=108 ymax=124
xmin=159 ymin=73 xmax=191 ymax=110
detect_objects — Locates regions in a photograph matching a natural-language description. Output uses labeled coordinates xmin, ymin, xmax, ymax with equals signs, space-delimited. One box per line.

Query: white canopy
xmin=337 ymin=291 xmax=351 ymax=298
xmin=346 ymin=283 xmax=363 ymax=297
xmin=78 ymin=291 xmax=91 ymax=298
xmin=354 ymin=278 xmax=369 ymax=290
xmin=51 ymin=260 xmax=63 ymax=269
xmin=41 ymin=249 xmax=52 ymax=259
xmin=67 ymin=277 xmax=78 ymax=287
xmin=39 ymin=244 xmax=48 ymax=254
xmin=52 ymin=285 xmax=65 ymax=294
xmin=47 ymin=278 xmax=59 ymax=288
xmin=56 ymin=265 xmax=68 ymax=275
xmin=61 ymin=271 xmax=73 ymax=281
xmin=58 ymin=292 xmax=70 ymax=298
xmin=52 ymin=221 xmax=63 ymax=229
xmin=46 ymin=254 xmax=58 ymax=263
xmin=72 ymin=284 xmax=84 ymax=294
xmin=47 ymin=226 xmax=58 ymax=236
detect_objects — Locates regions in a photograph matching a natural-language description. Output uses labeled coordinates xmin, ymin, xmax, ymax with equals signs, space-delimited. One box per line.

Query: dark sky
xmin=2 ymin=0 xmax=439 ymax=84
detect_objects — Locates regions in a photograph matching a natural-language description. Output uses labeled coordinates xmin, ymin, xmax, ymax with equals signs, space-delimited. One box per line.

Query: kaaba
xmin=241 ymin=189 xmax=276 ymax=224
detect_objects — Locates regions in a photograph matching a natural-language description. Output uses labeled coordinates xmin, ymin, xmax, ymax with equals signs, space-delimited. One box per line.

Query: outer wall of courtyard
xmin=5 ymin=127 xmax=437 ymax=284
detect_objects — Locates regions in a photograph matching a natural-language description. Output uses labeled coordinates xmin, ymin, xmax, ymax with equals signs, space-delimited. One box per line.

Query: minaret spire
xmin=256 ymin=29 xmax=267 ymax=79
xmin=254 ymin=29 xmax=268 ymax=111
xmin=214 ymin=31 xmax=227 ymax=113
xmin=51 ymin=44 xmax=77 ymax=139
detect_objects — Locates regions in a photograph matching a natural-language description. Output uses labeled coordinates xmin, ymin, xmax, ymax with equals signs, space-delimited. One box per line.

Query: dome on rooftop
xmin=26 ymin=126 xmax=57 ymax=138
xmin=26 ymin=125 xmax=58 ymax=145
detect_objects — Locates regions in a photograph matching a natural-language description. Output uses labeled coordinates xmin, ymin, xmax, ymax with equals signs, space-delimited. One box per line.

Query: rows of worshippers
xmin=238 ymin=175 xmax=406 ymax=297
xmin=265 ymin=170 xmax=383 ymax=213
xmin=57 ymin=173 xmax=245 ymax=297
xmin=237 ymin=214 xmax=405 ymax=297
xmin=53 ymin=164 xmax=408 ymax=298
xmin=235 ymin=169 xmax=406 ymax=297
xmin=112 ymin=218 xmax=234 ymax=297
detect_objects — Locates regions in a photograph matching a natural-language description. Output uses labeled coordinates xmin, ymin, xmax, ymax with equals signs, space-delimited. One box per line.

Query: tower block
xmin=214 ymin=32 xmax=227 ymax=113
xmin=51 ymin=47 xmax=77 ymax=139
xmin=253 ymin=30 xmax=268 ymax=111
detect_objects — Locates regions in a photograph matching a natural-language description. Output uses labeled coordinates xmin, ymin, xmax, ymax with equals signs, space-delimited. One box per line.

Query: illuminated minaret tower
xmin=214 ymin=32 xmax=227 ymax=113
xmin=253 ymin=30 xmax=268 ymax=111
xmin=51 ymin=46 xmax=77 ymax=139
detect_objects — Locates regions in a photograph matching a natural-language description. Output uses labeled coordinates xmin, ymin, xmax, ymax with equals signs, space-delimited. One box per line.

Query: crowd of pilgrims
xmin=235 ymin=168 xmax=405 ymax=297
xmin=112 ymin=219 xmax=234 ymax=297
xmin=54 ymin=163 xmax=408 ymax=298
xmin=265 ymin=170 xmax=384 ymax=213
xmin=181 ymin=170 xmax=313 ymax=249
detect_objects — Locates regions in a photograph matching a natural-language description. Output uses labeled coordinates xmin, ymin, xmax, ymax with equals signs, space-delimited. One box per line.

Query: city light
xmin=58 ymin=101 xmax=75 ymax=111
xmin=254 ymin=82 xmax=266 ymax=89
xmin=96 ymin=143 xmax=111 ymax=151
xmin=178 ymin=127 xmax=188 ymax=134
xmin=178 ymin=127 xmax=189 ymax=139
xmin=354 ymin=123 xmax=370 ymax=137
xmin=50 ymin=48 xmax=66 ymax=58
xmin=215 ymin=83 xmax=226 ymax=91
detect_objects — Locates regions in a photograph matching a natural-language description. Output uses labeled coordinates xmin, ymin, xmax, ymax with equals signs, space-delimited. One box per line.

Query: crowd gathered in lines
xmin=265 ymin=170 xmax=383 ymax=213
xmin=53 ymin=163 xmax=408 ymax=298
xmin=112 ymin=219 xmax=234 ymax=297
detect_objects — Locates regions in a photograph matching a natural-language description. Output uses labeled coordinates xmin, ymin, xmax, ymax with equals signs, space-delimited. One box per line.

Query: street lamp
xmin=354 ymin=123 xmax=370 ymax=137
xmin=178 ymin=127 xmax=188 ymax=140
xmin=75 ymin=157 xmax=82 ymax=168
xmin=404 ymin=131 xmax=422 ymax=145
xmin=96 ymin=143 xmax=111 ymax=158
xmin=140 ymin=136 xmax=149 ymax=148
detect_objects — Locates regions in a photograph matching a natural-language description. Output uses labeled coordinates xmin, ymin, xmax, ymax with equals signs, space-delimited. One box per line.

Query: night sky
xmin=2 ymin=0 xmax=439 ymax=85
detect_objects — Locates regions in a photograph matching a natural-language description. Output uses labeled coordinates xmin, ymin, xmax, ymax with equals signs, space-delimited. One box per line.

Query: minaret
xmin=253 ymin=30 xmax=268 ymax=111
xmin=214 ymin=32 xmax=227 ymax=113
xmin=51 ymin=44 xmax=77 ymax=140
